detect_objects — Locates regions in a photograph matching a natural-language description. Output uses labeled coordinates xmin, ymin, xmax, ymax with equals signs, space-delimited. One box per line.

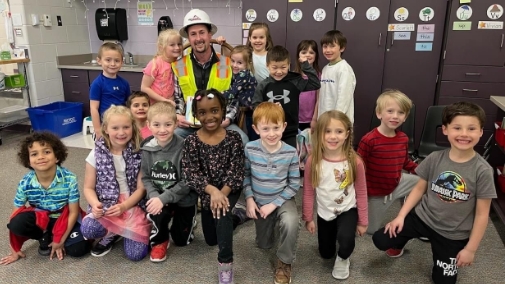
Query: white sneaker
xmin=332 ymin=255 xmax=350 ymax=280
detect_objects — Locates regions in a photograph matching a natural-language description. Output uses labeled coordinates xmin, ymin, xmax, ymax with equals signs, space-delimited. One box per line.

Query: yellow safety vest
xmin=172 ymin=53 xmax=232 ymax=101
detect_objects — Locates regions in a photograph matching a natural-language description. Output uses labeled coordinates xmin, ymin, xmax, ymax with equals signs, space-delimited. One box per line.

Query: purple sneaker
xmin=218 ymin=262 xmax=234 ymax=284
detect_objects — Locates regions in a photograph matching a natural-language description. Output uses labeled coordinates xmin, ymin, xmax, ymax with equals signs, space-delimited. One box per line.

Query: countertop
xmin=58 ymin=63 xmax=145 ymax=73
xmin=491 ymin=96 xmax=505 ymax=112
xmin=57 ymin=54 xmax=148 ymax=73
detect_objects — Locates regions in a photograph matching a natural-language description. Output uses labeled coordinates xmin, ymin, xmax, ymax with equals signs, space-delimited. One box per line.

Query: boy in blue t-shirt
xmin=89 ymin=42 xmax=131 ymax=140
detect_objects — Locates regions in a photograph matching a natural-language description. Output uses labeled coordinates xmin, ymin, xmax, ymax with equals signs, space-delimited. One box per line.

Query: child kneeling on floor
xmin=1 ymin=132 xmax=90 ymax=265
xmin=373 ymin=102 xmax=496 ymax=284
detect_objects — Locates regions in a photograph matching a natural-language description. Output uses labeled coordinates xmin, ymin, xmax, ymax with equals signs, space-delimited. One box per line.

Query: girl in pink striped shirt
xmin=302 ymin=110 xmax=368 ymax=280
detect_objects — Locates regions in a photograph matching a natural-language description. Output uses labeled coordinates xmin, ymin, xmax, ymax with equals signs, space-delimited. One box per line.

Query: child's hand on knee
xmin=146 ymin=197 xmax=164 ymax=215
xmin=305 ymin=221 xmax=316 ymax=234
xmin=210 ymin=191 xmax=229 ymax=219
xmin=246 ymin=198 xmax=259 ymax=219
xmin=259 ymin=203 xmax=276 ymax=219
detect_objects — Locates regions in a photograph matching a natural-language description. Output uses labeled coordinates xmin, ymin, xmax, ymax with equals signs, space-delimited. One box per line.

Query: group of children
xmin=1 ymin=18 xmax=496 ymax=284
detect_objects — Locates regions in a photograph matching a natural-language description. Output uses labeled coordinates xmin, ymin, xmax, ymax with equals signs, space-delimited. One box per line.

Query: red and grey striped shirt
xmin=357 ymin=128 xmax=417 ymax=196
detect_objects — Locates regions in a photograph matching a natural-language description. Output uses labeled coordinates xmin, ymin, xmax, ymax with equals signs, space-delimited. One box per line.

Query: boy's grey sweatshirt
xmin=140 ymin=134 xmax=197 ymax=207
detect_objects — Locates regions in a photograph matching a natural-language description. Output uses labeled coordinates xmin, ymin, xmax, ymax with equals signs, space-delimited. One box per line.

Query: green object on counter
xmin=0 ymin=51 xmax=11 ymax=60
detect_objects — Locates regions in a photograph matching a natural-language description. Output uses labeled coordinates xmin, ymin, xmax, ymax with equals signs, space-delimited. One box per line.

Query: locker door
xmin=285 ymin=1 xmax=336 ymax=68
xmin=445 ymin=0 xmax=505 ymax=66
xmin=242 ymin=0 xmax=288 ymax=46
xmin=382 ymin=0 xmax=449 ymax=147
xmin=335 ymin=0 xmax=390 ymax=143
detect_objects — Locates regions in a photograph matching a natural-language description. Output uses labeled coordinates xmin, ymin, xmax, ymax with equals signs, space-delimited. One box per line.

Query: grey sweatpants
xmin=366 ymin=173 xmax=420 ymax=234
xmin=254 ymin=199 xmax=301 ymax=264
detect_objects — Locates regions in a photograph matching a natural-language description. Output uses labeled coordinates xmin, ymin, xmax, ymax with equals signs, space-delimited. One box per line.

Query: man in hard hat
xmin=172 ymin=9 xmax=248 ymax=144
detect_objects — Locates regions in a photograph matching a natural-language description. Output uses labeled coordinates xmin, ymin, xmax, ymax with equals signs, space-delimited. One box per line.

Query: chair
xmin=369 ymin=104 xmax=416 ymax=157
xmin=183 ymin=39 xmax=234 ymax=55
xmin=416 ymin=105 xmax=448 ymax=160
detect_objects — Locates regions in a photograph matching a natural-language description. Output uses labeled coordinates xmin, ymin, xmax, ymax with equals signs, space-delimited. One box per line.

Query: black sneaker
xmin=91 ymin=234 xmax=122 ymax=257
xmin=38 ymin=230 xmax=51 ymax=256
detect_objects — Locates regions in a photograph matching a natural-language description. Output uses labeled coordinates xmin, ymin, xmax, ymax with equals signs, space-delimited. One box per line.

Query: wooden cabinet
xmin=336 ymin=0 xmax=449 ymax=144
xmin=437 ymin=0 xmax=505 ymax=148
xmin=61 ymin=69 xmax=91 ymax=117
xmin=62 ymin=69 xmax=143 ymax=118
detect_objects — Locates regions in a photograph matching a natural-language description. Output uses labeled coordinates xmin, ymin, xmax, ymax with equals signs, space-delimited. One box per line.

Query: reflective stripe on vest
xmin=216 ymin=56 xmax=230 ymax=79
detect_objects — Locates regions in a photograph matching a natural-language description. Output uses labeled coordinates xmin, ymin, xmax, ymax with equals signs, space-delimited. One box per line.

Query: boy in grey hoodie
xmin=140 ymin=101 xmax=198 ymax=262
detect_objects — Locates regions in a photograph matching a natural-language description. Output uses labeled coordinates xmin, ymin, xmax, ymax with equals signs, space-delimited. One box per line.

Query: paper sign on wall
xmin=291 ymin=9 xmax=303 ymax=22
xmin=417 ymin=33 xmax=435 ymax=41
xmin=487 ymin=4 xmax=503 ymax=20
xmin=394 ymin=32 xmax=411 ymax=40
xmin=460 ymin=0 xmax=471 ymax=3
xmin=267 ymin=9 xmax=279 ymax=22
xmin=456 ymin=5 xmax=472 ymax=20
xmin=388 ymin=23 xmax=415 ymax=32
xmin=242 ymin=23 xmax=252 ymax=29
xmin=418 ymin=24 xmax=435 ymax=32
xmin=366 ymin=7 xmax=381 ymax=21
xmin=478 ymin=21 xmax=504 ymax=29
xmin=342 ymin=7 xmax=355 ymax=21
xmin=245 ymin=9 xmax=257 ymax=22
xmin=453 ymin=21 xmax=472 ymax=30
xmin=137 ymin=1 xmax=153 ymax=26
xmin=419 ymin=7 xmax=435 ymax=22
xmin=394 ymin=7 xmax=409 ymax=22
xmin=314 ymin=8 xmax=326 ymax=22
xmin=415 ymin=43 xmax=433 ymax=51
xmin=289 ymin=0 xmax=303 ymax=2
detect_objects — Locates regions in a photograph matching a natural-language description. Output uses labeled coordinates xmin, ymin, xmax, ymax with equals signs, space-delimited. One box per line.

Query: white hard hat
xmin=180 ymin=9 xmax=218 ymax=38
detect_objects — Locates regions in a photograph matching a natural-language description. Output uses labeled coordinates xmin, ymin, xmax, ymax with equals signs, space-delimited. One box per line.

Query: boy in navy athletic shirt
xmin=89 ymin=42 xmax=131 ymax=140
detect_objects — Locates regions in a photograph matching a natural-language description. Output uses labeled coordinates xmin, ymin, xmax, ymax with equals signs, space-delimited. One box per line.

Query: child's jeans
xmin=254 ymin=199 xmax=301 ymax=264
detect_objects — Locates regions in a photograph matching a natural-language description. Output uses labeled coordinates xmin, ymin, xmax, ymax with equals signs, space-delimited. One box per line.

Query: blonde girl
xmin=302 ymin=110 xmax=368 ymax=280
xmin=141 ymin=29 xmax=182 ymax=104
xmin=223 ymin=45 xmax=258 ymax=139
xmin=81 ymin=105 xmax=150 ymax=261
xmin=246 ymin=23 xmax=273 ymax=83
xmin=295 ymin=40 xmax=321 ymax=130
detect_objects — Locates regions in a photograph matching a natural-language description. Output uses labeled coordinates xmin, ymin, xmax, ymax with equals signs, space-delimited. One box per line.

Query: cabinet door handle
xmin=71 ymin=91 xmax=81 ymax=94
xmin=462 ymin=88 xmax=478 ymax=92
xmin=391 ymin=36 xmax=394 ymax=46
xmin=465 ymin=73 xmax=481 ymax=76
xmin=378 ymin=33 xmax=382 ymax=46
xmin=69 ymin=75 xmax=79 ymax=78
xmin=501 ymin=34 xmax=504 ymax=48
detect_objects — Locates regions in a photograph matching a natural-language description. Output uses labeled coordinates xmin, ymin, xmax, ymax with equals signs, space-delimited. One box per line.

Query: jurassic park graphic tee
xmin=414 ymin=149 xmax=496 ymax=240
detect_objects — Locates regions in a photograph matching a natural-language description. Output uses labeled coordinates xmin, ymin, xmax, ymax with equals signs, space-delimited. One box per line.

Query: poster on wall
xmin=137 ymin=1 xmax=154 ymax=25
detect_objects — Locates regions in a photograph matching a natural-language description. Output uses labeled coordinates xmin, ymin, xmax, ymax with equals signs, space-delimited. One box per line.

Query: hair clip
xmin=195 ymin=95 xmax=202 ymax=101
xmin=207 ymin=93 xmax=215 ymax=99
